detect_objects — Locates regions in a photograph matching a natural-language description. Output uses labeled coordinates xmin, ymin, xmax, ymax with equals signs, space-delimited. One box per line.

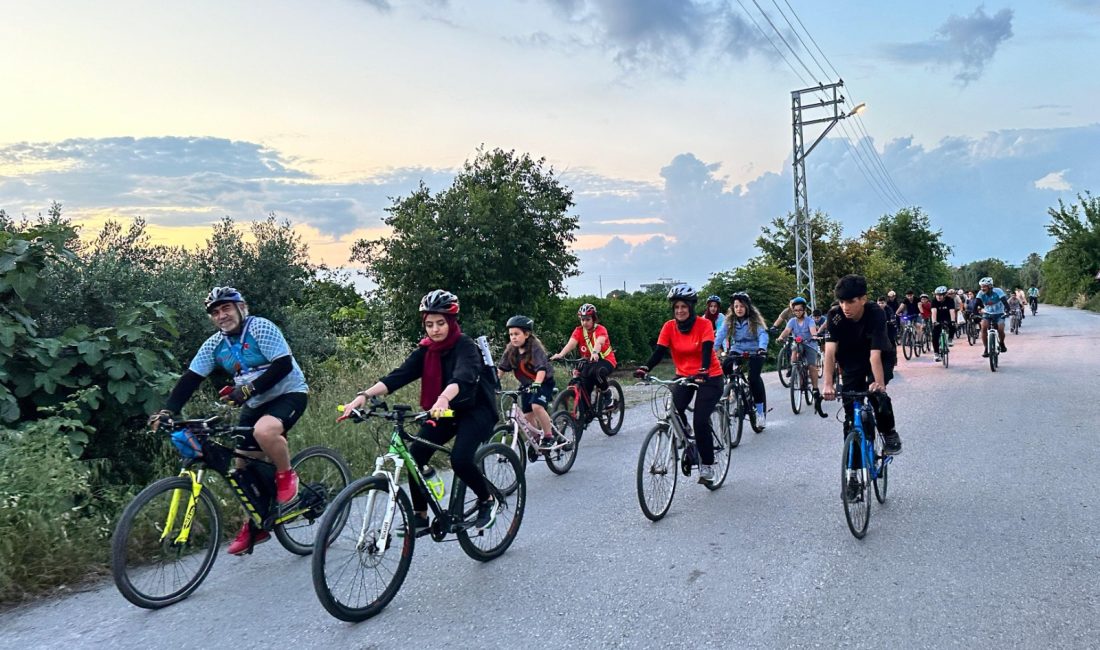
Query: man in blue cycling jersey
xmin=150 ymin=286 xmax=310 ymax=555
xmin=974 ymin=277 xmax=1010 ymax=357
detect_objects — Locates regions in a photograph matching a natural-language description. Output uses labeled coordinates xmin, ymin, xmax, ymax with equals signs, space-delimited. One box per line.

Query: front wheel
xmin=841 ymin=430 xmax=871 ymax=539
xmin=902 ymin=331 xmax=913 ymax=360
xmin=967 ymin=322 xmax=977 ymax=346
xmin=790 ymin=365 xmax=803 ymax=414
xmin=777 ymin=344 xmax=792 ymax=388
xmin=545 ymin=411 xmax=579 ymax=475
xmin=311 ymin=477 xmax=415 ymax=622
xmin=455 ymin=443 xmax=526 ymax=561
xmin=597 ymin=380 xmax=625 ymax=436
xmin=487 ymin=423 xmax=524 ymax=495
xmin=112 ymin=476 xmax=221 ymax=609
xmin=275 ymin=446 xmax=353 ymax=555
xmin=636 ymin=424 xmax=678 ymax=521
xmin=707 ymin=409 xmax=731 ymax=491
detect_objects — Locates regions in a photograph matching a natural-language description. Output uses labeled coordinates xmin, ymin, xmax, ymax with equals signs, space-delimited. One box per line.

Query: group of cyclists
xmin=148 ymin=274 xmax=1038 ymax=556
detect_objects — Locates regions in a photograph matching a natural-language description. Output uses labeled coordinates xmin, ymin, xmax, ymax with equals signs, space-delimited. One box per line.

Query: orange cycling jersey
xmin=571 ymin=324 xmax=617 ymax=367
xmin=656 ymin=319 xmax=722 ymax=378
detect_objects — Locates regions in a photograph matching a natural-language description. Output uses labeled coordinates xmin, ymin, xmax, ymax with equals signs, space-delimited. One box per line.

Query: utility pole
xmin=791 ymin=80 xmax=864 ymax=312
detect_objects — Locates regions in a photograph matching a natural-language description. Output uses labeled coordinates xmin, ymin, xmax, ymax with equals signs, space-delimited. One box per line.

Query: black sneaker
xmin=881 ymin=430 xmax=902 ymax=456
xmin=999 ymin=343 xmax=1007 ymax=353
xmin=982 ymin=351 xmax=990 ymax=358
xmin=396 ymin=514 xmax=430 ymax=538
xmin=602 ymin=389 xmax=616 ymax=410
xmin=474 ymin=498 xmax=498 ymax=530
xmin=539 ymin=436 xmax=556 ymax=450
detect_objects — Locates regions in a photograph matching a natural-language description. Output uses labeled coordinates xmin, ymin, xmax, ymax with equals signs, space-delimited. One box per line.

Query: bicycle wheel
xmin=487 ymin=423 xmax=524 ymax=495
xmin=777 ymin=344 xmax=792 ymax=387
xmin=902 ymin=331 xmax=913 ymax=360
xmin=731 ymin=389 xmax=746 ymax=448
xmin=455 ymin=443 xmax=526 ymax=561
xmin=790 ymin=364 xmax=803 ymax=414
xmin=707 ymin=409 xmax=731 ymax=491
xmin=749 ymin=390 xmax=765 ymax=434
xmin=989 ymin=333 xmax=998 ymax=372
xmin=967 ymin=322 xmax=976 ymax=346
xmin=841 ymin=430 xmax=871 ymax=539
xmin=913 ymin=331 xmax=922 ymax=357
xmin=872 ymin=433 xmax=888 ymax=504
xmin=111 ymin=476 xmax=221 ymax=609
xmin=636 ymin=423 xmax=678 ymax=521
xmin=274 ymin=446 xmax=353 ymax=555
xmin=597 ymin=380 xmax=625 ymax=436
xmin=545 ymin=411 xmax=579 ymax=475
xmin=312 ymin=477 xmax=414 ymax=622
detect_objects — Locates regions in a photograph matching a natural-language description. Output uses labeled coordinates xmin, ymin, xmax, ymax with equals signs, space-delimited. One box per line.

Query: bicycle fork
xmin=165 ymin=470 xmax=203 ymax=546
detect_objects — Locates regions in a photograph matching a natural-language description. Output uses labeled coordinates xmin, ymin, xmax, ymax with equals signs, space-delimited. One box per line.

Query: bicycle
xmin=490 ymin=385 xmax=578 ymax=484
xmin=1010 ymin=307 xmax=1022 ymax=335
xmin=986 ymin=319 xmax=1001 ymax=372
xmin=965 ymin=314 xmax=980 ymax=346
xmin=111 ymin=408 xmax=351 ymax=609
xmin=311 ymin=401 xmax=525 ymax=622
xmin=550 ymin=357 xmax=625 ymax=439
xmin=784 ymin=336 xmax=815 ymax=414
xmin=720 ymin=351 xmax=768 ymax=442
xmin=821 ymin=391 xmax=894 ymax=539
xmin=1030 ymin=297 xmax=1038 ymax=316
xmin=635 ymin=376 xmax=730 ymax=521
xmin=776 ymin=337 xmax=793 ymax=388
xmin=937 ymin=325 xmax=950 ymax=369
xmin=899 ymin=315 xmax=920 ymax=360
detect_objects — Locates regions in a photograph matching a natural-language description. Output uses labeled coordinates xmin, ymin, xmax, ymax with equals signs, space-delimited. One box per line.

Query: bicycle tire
xmin=487 ymin=423 xmax=524 ymax=495
xmin=274 ymin=446 xmax=353 ymax=555
xmin=597 ymin=380 xmax=625 ymax=436
xmin=913 ymin=330 xmax=922 ymax=357
xmin=967 ymin=322 xmax=976 ymax=346
xmin=311 ymin=476 xmax=415 ymax=622
xmin=902 ymin=331 xmax=913 ymax=360
xmin=790 ymin=364 xmax=803 ymax=414
xmin=841 ymin=430 xmax=871 ymax=539
xmin=545 ymin=411 xmax=579 ymax=475
xmin=749 ymin=390 xmax=766 ymax=434
xmin=636 ymin=423 xmax=677 ymax=521
xmin=551 ymin=388 xmax=579 ymax=423
xmin=989 ymin=332 xmax=998 ymax=372
xmin=777 ymin=344 xmax=792 ymax=388
xmin=873 ymin=433 xmax=888 ymax=504
xmin=731 ymin=389 xmax=746 ymax=447
xmin=455 ymin=443 xmax=526 ymax=561
xmin=111 ymin=476 xmax=221 ymax=609
xmin=706 ymin=409 xmax=731 ymax=491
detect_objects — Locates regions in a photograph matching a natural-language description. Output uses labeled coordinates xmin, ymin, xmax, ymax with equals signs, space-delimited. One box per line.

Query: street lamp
xmin=791 ymin=80 xmax=864 ymax=312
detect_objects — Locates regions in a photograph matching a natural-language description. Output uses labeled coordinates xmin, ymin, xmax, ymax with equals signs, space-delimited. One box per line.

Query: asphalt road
xmin=3 ymin=305 xmax=1099 ymax=649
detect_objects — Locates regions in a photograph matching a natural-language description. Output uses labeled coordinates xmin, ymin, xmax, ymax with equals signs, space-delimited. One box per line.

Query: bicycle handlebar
xmin=636 ymin=375 xmax=698 ymax=389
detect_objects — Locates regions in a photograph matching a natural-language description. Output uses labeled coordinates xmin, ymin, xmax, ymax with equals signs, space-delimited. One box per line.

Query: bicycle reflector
xmin=170 ymin=429 xmax=203 ymax=459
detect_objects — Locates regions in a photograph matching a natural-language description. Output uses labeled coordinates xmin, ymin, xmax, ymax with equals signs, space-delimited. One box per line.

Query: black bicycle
xmin=720 ymin=351 xmax=767 ymax=445
xmin=312 ymin=401 xmax=525 ymax=622
xmin=112 ymin=408 xmax=351 ymax=609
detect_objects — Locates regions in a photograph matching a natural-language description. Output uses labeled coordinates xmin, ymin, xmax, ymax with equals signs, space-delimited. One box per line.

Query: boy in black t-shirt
xmin=822 ymin=275 xmax=902 ymax=456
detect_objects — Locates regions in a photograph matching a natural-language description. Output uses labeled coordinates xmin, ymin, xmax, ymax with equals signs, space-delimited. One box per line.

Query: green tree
xmin=874 ymin=207 xmax=952 ymax=292
xmin=1042 ymin=193 xmax=1100 ymax=305
xmin=755 ymin=211 xmax=849 ymax=307
xmin=352 ymin=148 xmax=579 ymax=338
xmin=952 ymin=258 xmax=1017 ymax=292
xmin=1018 ymin=252 xmax=1043 ymax=290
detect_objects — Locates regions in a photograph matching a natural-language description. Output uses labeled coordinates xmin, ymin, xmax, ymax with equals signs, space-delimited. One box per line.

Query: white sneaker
xmin=697 ymin=464 xmax=715 ymax=484
xmin=756 ymin=408 xmax=767 ymax=429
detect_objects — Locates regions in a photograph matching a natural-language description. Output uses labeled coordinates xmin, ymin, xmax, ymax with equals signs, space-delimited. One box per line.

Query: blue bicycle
xmin=827 ymin=390 xmax=893 ymax=538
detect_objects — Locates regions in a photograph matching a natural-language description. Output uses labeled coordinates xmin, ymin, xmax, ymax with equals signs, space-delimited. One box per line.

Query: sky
xmin=2 ymin=0 xmax=1098 ymax=296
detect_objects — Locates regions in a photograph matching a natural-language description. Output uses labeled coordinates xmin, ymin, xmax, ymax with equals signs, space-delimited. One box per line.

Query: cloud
xmin=1034 ymin=170 xmax=1072 ymax=191
xmin=883 ymin=6 xmax=1013 ymax=84
xmin=1059 ymin=0 xmax=1100 ymax=15
xmin=360 ymin=0 xmax=392 ymax=12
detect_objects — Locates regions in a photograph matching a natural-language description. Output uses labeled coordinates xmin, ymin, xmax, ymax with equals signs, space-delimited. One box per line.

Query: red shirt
xmin=919 ymin=301 xmax=932 ymax=319
xmin=570 ymin=324 xmax=617 ymax=367
xmin=656 ymin=318 xmax=722 ymax=378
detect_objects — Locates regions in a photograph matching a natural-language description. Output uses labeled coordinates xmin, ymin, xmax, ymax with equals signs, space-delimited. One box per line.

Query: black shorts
xmin=237 ymin=392 xmax=309 ymax=451
xmin=520 ymin=377 xmax=555 ymax=413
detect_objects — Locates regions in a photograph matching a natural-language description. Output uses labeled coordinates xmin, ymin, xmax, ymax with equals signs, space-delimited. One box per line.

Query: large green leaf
xmin=107 ymin=379 xmax=137 ymax=403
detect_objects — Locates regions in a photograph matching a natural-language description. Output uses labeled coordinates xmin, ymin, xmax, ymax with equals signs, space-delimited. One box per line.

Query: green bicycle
xmin=311 ymin=401 xmax=525 ymax=622
xmin=111 ymin=409 xmax=351 ymax=609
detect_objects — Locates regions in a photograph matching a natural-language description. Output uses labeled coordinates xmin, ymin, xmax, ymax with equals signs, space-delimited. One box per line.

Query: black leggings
xmin=580 ymin=359 xmax=613 ymax=400
xmin=408 ymin=408 xmax=494 ymax=512
xmin=931 ymin=321 xmax=955 ymax=353
xmin=722 ymin=355 xmax=766 ymax=409
xmin=670 ymin=376 xmax=723 ymax=465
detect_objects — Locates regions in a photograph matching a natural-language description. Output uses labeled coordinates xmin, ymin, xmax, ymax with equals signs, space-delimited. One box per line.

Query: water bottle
xmin=422 ymin=465 xmax=446 ymax=502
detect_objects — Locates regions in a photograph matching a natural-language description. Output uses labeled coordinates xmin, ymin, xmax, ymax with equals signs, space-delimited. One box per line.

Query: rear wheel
xmin=597 ymin=380 xmax=625 ymax=436
xmin=706 ymin=409 xmax=731 ymax=491
xmin=112 ymin=476 xmax=221 ymax=609
xmin=636 ymin=424 xmax=678 ymax=521
xmin=777 ymin=343 xmax=792 ymax=388
xmin=455 ymin=444 xmax=525 ymax=561
xmin=311 ymin=477 xmax=414 ymax=622
xmin=544 ymin=411 xmax=578 ymax=475
xmin=551 ymin=387 xmax=579 ymax=423
xmin=841 ymin=430 xmax=871 ymax=539
xmin=274 ymin=446 xmax=353 ymax=555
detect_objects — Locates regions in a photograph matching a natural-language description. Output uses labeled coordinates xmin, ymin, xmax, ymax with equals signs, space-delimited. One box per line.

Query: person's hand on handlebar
xmin=550 ymin=353 xmax=562 ymax=361
xmin=692 ymin=372 xmax=708 ymax=384
xmin=429 ymin=395 xmax=451 ymax=420
xmin=822 ymin=384 xmax=836 ymax=401
xmin=868 ymin=382 xmax=887 ymax=393
xmin=339 ymin=393 xmax=368 ymax=422
xmin=634 ymin=365 xmax=649 ymax=379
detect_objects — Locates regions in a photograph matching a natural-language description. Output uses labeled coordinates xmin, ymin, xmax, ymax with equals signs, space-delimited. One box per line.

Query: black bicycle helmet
xmin=706 ymin=294 xmax=721 ymax=305
xmin=577 ymin=303 xmax=598 ymax=320
xmin=506 ymin=315 xmax=534 ymax=331
xmin=667 ymin=283 xmax=698 ymax=305
xmin=419 ymin=289 xmax=460 ymax=315
xmin=205 ymin=286 xmax=245 ymax=313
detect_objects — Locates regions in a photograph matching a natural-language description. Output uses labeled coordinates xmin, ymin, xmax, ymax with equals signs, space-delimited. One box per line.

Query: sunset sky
xmin=2 ymin=1 xmax=1098 ymax=295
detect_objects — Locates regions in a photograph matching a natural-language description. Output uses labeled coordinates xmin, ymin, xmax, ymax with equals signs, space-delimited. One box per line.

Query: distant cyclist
xmin=1028 ymin=286 xmax=1040 ymax=314
xmin=930 ymin=286 xmax=956 ymax=362
xmin=151 ymin=286 xmax=309 ymax=556
xmin=550 ymin=303 xmax=618 ymax=410
xmin=896 ymin=290 xmax=923 ymax=341
xmin=974 ymin=277 xmax=1010 ymax=357
xmin=701 ymin=295 xmax=726 ymax=332
xmin=634 ymin=284 xmax=724 ymax=484
xmin=776 ymin=297 xmax=821 ymax=402
xmin=717 ymin=292 xmax=770 ymax=428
